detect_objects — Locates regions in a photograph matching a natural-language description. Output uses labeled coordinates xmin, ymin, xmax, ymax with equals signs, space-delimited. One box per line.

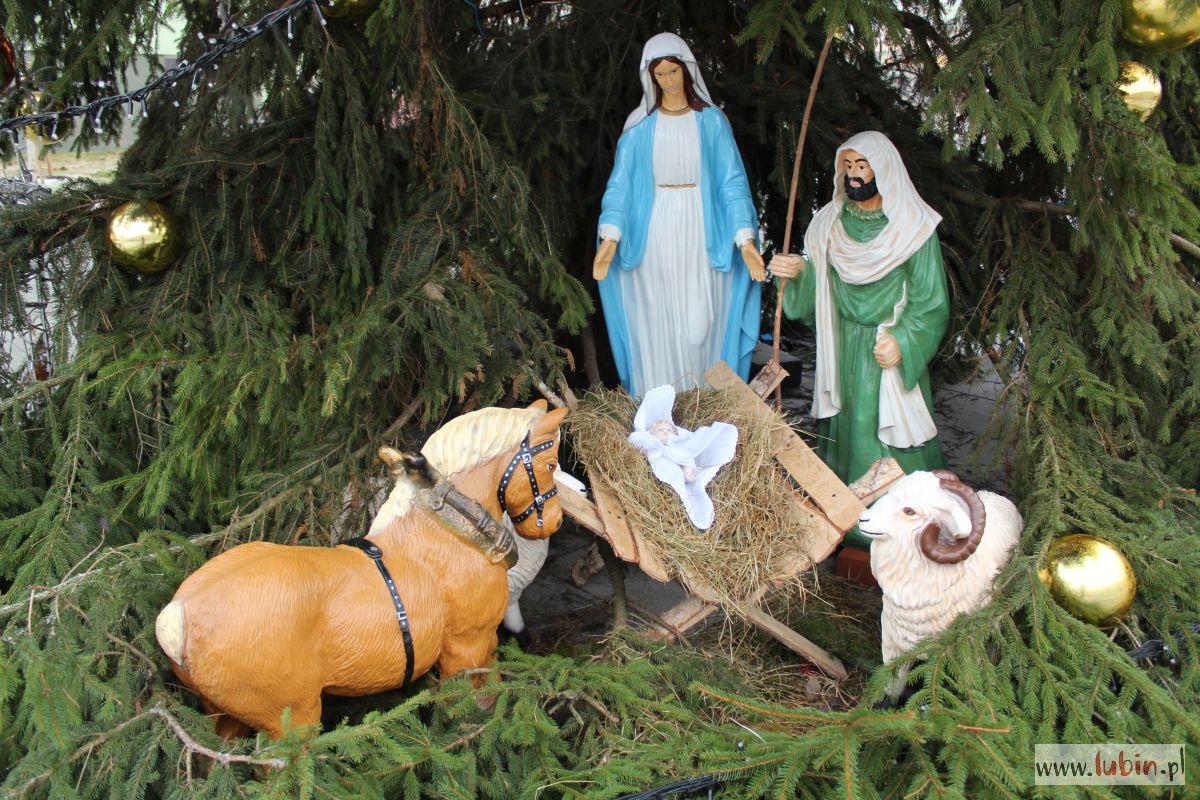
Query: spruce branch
xmin=145 ymin=705 xmax=287 ymax=769
xmin=0 ymin=396 xmax=423 ymax=621
xmin=7 ymin=704 xmax=286 ymax=798
xmin=0 ymin=374 xmax=76 ymax=413
xmin=944 ymin=187 xmax=1200 ymax=260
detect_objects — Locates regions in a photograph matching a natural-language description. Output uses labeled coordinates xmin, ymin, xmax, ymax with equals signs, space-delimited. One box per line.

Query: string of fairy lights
xmin=0 ymin=0 xmax=323 ymax=143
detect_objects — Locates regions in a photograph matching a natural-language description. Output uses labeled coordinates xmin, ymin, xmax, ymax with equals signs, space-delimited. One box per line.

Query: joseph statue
xmin=769 ymin=131 xmax=948 ymax=521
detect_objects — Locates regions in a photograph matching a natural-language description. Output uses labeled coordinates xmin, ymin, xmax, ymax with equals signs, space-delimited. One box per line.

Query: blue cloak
xmin=597 ymin=107 xmax=761 ymax=396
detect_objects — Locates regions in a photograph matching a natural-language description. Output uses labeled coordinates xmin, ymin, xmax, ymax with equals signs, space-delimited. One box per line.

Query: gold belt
xmin=657 ymin=183 xmax=697 ymax=189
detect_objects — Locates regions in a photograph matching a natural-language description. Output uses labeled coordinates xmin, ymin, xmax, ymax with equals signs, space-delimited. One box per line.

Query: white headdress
xmin=622 ymin=33 xmax=714 ymax=132
xmin=803 ymin=132 xmax=941 ymax=444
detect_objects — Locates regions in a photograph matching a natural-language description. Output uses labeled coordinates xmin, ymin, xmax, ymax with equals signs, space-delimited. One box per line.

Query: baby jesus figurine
xmin=627 ymin=385 xmax=738 ymax=530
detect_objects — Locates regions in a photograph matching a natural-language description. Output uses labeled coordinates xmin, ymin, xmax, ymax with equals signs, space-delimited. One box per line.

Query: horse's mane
xmin=421 ymin=406 xmax=545 ymax=476
xmin=368 ymin=406 xmax=546 ymax=535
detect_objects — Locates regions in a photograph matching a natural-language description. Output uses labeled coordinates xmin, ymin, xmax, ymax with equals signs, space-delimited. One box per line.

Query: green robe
xmin=785 ymin=206 xmax=948 ymax=545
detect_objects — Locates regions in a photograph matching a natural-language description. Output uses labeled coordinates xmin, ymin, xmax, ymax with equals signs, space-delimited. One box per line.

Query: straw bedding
xmin=565 ymin=387 xmax=822 ymax=605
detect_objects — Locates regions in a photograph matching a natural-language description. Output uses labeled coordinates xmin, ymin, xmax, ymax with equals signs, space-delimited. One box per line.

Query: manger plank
xmin=773 ymin=436 xmax=863 ymax=533
xmin=558 ymin=473 xmax=671 ymax=581
xmin=741 ymin=604 xmax=848 ymax=680
xmin=589 ymin=481 xmax=671 ymax=582
xmin=638 ymin=546 xmax=676 ymax=585
xmin=768 ymin=498 xmax=843 ymax=585
xmin=769 ymin=462 xmax=903 ymax=584
xmin=591 ymin=485 xmax=640 ymax=563
xmin=684 ymin=577 xmax=847 ymax=680
xmin=847 ymin=457 xmax=905 ymax=506
xmin=704 ymin=361 xmax=865 ymax=532
xmin=747 ymin=361 xmax=788 ymax=398
xmin=557 ymin=482 xmax=607 ymax=537
xmin=657 ymin=595 xmax=718 ymax=635
xmin=632 ymin=529 xmax=671 ymax=583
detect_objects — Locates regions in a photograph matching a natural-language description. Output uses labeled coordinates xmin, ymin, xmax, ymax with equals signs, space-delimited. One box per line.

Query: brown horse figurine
xmin=155 ymin=401 xmax=567 ymax=738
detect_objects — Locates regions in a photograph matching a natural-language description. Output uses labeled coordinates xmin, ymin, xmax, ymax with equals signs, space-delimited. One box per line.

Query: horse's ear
xmin=527 ymin=399 xmax=549 ymax=412
xmin=530 ymin=407 xmax=568 ymax=439
xmin=379 ymin=446 xmax=404 ymax=471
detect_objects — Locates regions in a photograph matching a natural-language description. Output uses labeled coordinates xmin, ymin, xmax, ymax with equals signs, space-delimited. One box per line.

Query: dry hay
xmin=566 ymin=386 xmax=822 ymax=606
xmin=629 ymin=573 xmax=883 ymax=710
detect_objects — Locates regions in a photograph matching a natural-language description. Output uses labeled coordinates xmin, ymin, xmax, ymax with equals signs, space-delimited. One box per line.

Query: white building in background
xmin=13 ymin=14 xmax=184 ymax=176
xmin=3 ymin=18 xmax=185 ymax=381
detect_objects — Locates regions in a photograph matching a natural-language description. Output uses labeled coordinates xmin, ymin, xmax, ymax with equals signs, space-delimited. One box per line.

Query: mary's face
xmin=652 ymin=61 xmax=685 ymax=100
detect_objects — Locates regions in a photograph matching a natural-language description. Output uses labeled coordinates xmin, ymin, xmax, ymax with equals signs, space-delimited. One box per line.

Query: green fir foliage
xmin=1 ymin=0 xmax=1198 ymax=796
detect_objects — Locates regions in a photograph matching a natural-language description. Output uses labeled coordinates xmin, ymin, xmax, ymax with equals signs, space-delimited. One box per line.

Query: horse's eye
xmin=902 ymin=507 xmax=916 ymax=516
xmin=546 ymin=462 xmax=557 ymax=472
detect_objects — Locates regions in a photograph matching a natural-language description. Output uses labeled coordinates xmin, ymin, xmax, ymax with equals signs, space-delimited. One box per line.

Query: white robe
xmin=601 ymin=112 xmax=738 ymax=394
xmin=627 ymin=385 xmax=738 ymax=530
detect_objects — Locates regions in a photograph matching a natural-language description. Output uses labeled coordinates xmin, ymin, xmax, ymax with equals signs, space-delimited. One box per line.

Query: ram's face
xmin=858 ymin=472 xmax=972 ymax=548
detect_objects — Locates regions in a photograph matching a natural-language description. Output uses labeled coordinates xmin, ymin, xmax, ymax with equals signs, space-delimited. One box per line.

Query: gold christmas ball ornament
xmin=321 ymin=0 xmax=380 ymax=20
xmin=1117 ymin=61 xmax=1162 ymax=121
xmin=1038 ymin=534 xmax=1137 ymax=626
xmin=1121 ymin=0 xmax=1200 ymax=53
xmin=0 ymin=26 xmax=15 ymax=94
xmin=107 ymin=200 xmax=183 ymax=274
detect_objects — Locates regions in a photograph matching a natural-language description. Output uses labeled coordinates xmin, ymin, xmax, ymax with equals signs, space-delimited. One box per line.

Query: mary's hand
xmin=740 ymin=240 xmax=766 ymax=282
xmin=767 ymin=253 xmax=805 ymax=280
xmin=593 ymin=239 xmax=617 ymax=281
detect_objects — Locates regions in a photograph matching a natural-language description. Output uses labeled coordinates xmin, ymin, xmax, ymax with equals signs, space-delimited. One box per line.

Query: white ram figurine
xmin=501 ymin=534 xmax=550 ymax=643
xmin=858 ymin=470 xmax=1022 ymax=667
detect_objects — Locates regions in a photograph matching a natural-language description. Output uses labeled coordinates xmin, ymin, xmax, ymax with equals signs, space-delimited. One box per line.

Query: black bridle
xmin=497 ymin=431 xmax=558 ymax=528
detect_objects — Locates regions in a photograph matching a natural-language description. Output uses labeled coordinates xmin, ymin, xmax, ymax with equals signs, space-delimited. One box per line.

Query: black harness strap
xmin=496 ymin=431 xmax=558 ymax=527
xmin=341 ymin=537 xmax=416 ymax=687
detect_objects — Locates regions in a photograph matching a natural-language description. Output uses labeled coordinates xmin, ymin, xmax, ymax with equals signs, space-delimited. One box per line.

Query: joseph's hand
xmin=767 ymin=253 xmax=805 ymax=280
xmin=874 ymin=334 xmax=902 ymax=369
xmin=593 ymin=239 xmax=617 ymax=281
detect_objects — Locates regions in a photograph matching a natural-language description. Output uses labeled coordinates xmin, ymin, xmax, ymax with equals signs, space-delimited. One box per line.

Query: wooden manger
xmin=557 ymin=361 xmax=905 ymax=681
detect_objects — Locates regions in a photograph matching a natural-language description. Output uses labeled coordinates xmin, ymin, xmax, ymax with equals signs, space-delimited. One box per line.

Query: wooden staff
xmin=773 ymin=33 xmax=834 ymax=409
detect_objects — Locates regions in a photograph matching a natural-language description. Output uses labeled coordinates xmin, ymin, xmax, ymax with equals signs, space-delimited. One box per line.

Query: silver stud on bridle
xmin=497 ymin=432 xmax=558 ymax=527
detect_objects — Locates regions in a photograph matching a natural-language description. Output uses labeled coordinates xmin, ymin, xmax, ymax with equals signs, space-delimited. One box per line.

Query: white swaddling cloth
xmin=627 ymin=385 xmax=738 ymax=530
xmin=877 ymin=284 xmax=937 ymax=448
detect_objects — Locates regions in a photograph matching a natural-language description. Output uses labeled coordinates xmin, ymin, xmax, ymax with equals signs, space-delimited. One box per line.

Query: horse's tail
xmin=155 ymin=600 xmax=187 ymax=665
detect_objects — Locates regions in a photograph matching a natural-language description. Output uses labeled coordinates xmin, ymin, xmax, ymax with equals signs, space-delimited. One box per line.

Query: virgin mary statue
xmin=593 ymin=33 xmax=764 ymax=399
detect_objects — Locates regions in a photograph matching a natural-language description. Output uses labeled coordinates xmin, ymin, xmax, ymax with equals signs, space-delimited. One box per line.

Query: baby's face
xmin=649 ymin=419 xmax=677 ymax=443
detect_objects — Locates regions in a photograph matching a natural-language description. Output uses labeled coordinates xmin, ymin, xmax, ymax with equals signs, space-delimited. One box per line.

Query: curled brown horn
xmin=919 ymin=476 xmax=987 ymax=564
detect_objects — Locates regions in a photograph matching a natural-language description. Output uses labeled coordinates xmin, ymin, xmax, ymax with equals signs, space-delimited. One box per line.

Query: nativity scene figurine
xmin=769 ymin=131 xmax=950 ymax=545
xmin=155 ymin=402 xmax=568 ymax=738
xmin=594 ymin=32 xmax=764 ymax=399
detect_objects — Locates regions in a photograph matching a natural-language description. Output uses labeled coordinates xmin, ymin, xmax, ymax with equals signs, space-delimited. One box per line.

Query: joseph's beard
xmin=844 ymin=175 xmax=879 ymax=202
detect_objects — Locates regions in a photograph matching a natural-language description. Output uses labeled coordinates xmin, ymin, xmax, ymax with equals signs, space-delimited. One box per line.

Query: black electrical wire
xmin=0 ymin=0 xmax=322 ymax=138
xmin=613 ymin=773 xmax=726 ymax=800
xmin=1123 ymin=622 xmax=1199 ymax=663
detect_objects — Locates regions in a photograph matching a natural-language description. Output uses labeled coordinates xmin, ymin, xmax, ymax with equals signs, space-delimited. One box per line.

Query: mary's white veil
xmin=622 ymin=32 xmax=714 ymax=132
